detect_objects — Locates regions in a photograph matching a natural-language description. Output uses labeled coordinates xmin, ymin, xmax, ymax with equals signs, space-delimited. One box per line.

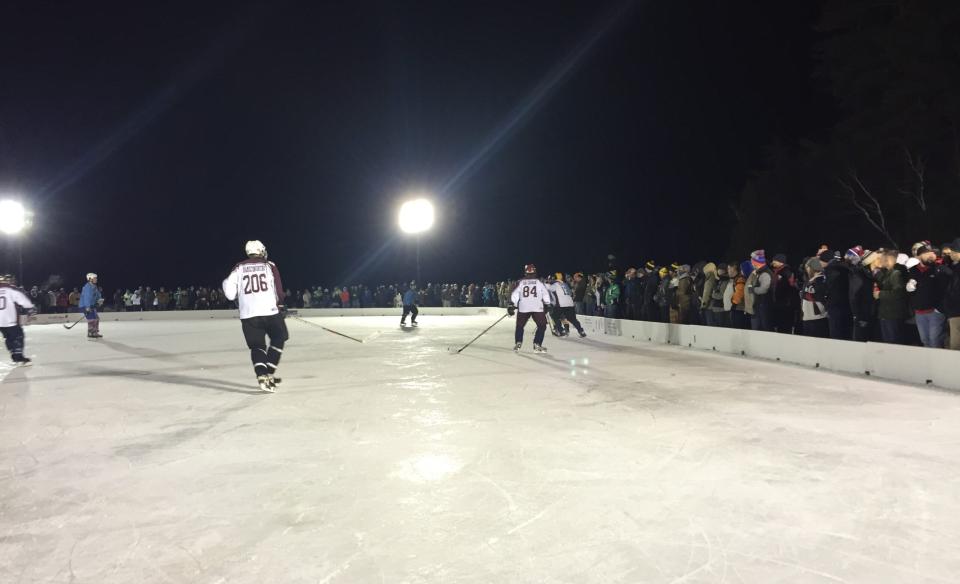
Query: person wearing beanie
xmin=939 ymin=239 xmax=960 ymax=349
xmin=873 ymin=249 xmax=910 ymax=344
xmin=800 ymin=257 xmax=829 ymax=338
xmin=675 ymin=264 xmax=693 ymax=324
xmin=907 ymin=242 xmax=948 ymax=348
xmin=571 ymin=271 xmax=587 ymax=315
xmin=657 ymin=266 xmax=672 ymax=323
xmin=822 ymin=249 xmax=853 ymax=340
xmin=713 ymin=263 xmax=733 ymax=327
xmin=847 ymin=246 xmax=876 ymax=342
xmin=699 ymin=262 xmax=718 ymax=326
xmin=746 ymin=250 xmax=773 ymax=331
xmin=641 ymin=264 xmax=660 ymax=321
xmin=623 ymin=267 xmax=641 ymax=320
xmin=728 ymin=262 xmax=748 ymax=328
xmin=770 ymin=254 xmax=799 ymax=334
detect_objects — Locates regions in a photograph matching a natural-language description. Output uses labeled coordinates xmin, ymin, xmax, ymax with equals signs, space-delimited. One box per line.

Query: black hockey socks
xmin=250 ymin=347 xmax=269 ymax=377
xmin=266 ymin=343 xmax=283 ymax=373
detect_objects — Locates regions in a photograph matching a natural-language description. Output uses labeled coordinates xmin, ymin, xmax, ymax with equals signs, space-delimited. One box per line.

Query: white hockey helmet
xmin=245 ymin=240 xmax=267 ymax=258
xmin=86 ymin=272 xmax=98 ymax=281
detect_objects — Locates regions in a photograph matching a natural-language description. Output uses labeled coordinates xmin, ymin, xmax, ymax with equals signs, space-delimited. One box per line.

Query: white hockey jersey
xmin=222 ymin=259 xmax=286 ymax=319
xmin=510 ymin=278 xmax=551 ymax=313
xmin=547 ymin=281 xmax=574 ymax=308
xmin=0 ymin=285 xmax=34 ymax=327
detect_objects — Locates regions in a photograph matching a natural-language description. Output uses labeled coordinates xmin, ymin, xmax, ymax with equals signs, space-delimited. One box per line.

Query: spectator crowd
xmin=22 ymin=237 xmax=960 ymax=351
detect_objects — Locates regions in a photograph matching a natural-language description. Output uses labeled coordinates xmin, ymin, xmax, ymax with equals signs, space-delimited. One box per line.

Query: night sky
xmin=0 ymin=1 xmax=826 ymax=290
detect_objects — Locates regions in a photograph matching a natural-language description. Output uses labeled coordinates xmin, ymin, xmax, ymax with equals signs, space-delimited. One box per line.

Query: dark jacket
xmin=823 ymin=261 xmax=851 ymax=313
xmin=771 ymin=265 xmax=799 ymax=310
xmin=908 ymin=263 xmax=945 ymax=313
xmin=848 ymin=264 xmax=875 ymax=322
xmin=875 ymin=265 xmax=910 ymax=321
xmin=572 ymin=278 xmax=587 ymax=303
xmin=940 ymin=262 xmax=960 ymax=318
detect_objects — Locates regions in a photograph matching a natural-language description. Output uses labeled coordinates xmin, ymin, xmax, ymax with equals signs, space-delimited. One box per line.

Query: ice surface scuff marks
xmin=391 ymin=453 xmax=464 ymax=483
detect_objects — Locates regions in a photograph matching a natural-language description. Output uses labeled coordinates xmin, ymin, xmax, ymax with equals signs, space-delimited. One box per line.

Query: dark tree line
xmin=729 ymin=0 xmax=960 ymax=259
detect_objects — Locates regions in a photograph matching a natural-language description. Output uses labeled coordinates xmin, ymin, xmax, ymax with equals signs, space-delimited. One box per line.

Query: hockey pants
xmin=1 ymin=325 xmax=25 ymax=361
xmin=515 ymin=312 xmax=547 ymax=345
xmin=241 ymin=314 xmax=289 ymax=377
xmin=85 ymin=309 xmax=99 ymax=334
xmin=401 ymin=304 xmax=418 ymax=323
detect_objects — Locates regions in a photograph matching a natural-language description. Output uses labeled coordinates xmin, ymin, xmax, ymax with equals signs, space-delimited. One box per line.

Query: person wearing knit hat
xmin=800 ymin=257 xmax=829 ymax=338
xmin=847 ymin=245 xmax=876 ymax=341
xmin=845 ymin=246 xmax=865 ymax=265
xmin=907 ymin=242 xmax=947 ymax=348
xmin=770 ymin=254 xmax=799 ymax=334
xmin=746 ymin=251 xmax=773 ymax=331
xmin=821 ymin=247 xmax=854 ymax=340
xmin=941 ymin=240 xmax=960 ymax=349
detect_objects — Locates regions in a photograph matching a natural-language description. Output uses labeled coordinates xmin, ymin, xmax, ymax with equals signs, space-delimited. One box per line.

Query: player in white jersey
xmin=547 ymin=272 xmax=586 ymax=338
xmin=508 ymin=263 xmax=552 ymax=353
xmin=222 ymin=240 xmax=289 ymax=392
xmin=0 ymin=275 xmax=36 ymax=366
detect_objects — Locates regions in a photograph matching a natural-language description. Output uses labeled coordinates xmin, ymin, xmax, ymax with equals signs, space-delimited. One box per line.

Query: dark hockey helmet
xmin=523 ymin=263 xmax=537 ymax=276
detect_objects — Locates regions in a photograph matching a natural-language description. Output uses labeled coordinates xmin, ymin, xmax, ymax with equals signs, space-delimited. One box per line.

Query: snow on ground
xmin=2 ymin=314 xmax=960 ymax=583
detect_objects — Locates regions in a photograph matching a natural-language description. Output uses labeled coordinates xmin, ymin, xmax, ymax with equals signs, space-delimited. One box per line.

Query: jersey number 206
xmin=242 ymin=274 xmax=269 ymax=294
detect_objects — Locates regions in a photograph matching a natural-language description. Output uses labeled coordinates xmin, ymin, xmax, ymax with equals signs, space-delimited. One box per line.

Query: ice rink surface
xmin=2 ymin=314 xmax=960 ymax=584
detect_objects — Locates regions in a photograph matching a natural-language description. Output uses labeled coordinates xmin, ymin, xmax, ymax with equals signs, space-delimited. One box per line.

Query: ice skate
xmin=87 ymin=331 xmax=103 ymax=339
xmin=513 ymin=342 xmax=522 ymax=352
xmin=269 ymin=373 xmax=282 ymax=386
xmin=14 ymin=356 xmax=32 ymax=367
xmin=533 ymin=343 xmax=547 ymax=353
xmin=411 ymin=320 xmax=418 ymax=326
xmin=578 ymin=330 xmax=587 ymax=338
xmin=257 ymin=375 xmax=276 ymax=393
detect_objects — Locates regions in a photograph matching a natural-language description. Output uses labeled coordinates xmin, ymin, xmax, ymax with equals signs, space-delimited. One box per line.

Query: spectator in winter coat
xmin=571 ymin=272 xmax=587 ymax=315
xmin=907 ymin=242 xmax=947 ymax=348
xmin=641 ymin=262 xmax=659 ymax=321
xmin=939 ymin=239 xmax=960 ymax=350
xmin=800 ymin=258 xmax=829 ymax=338
xmin=675 ymin=265 xmax=693 ymax=324
xmin=603 ymin=273 xmax=621 ymax=318
xmin=713 ymin=263 xmax=732 ymax=327
xmin=648 ymin=268 xmax=663 ymax=322
xmin=746 ymin=250 xmax=773 ymax=331
xmin=623 ymin=268 xmax=641 ymax=320
xmin=822 ymin=250 xmax=852 ymax=340
xmin=770 ymin=254 xmax=799 ymax=334
xmin=873 ymin=250 xmax=910 ymax=344
xmin=729 ymin=263 xmax=748 ymax=329
xmin=698 ymin=262 xmax=717 ymax=326
xmin=846 ymin=246 xmax=876 ymax=342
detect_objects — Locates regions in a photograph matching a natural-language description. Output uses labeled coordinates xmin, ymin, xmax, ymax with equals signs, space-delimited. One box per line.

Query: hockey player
xmin=400 ymin=282 xmax=419 ymax=327
xmin=0 ymin=275 xmax=35 ymax=365
xmin=547 ymin=271 xmax=587 ymax=338
xmin=508 ymin=264 xmax=552 ymax=353
xmin=79 ymin=273 xmax=103 ymax=338
xmin=222 ymin=240 xmax=289 ymax=392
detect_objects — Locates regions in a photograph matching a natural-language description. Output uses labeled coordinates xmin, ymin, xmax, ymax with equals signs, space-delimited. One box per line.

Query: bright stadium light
xmin=0 ymin=200 xmax=27 ymax=235
xmin=398 ymin=198 xmax=435 ymax=234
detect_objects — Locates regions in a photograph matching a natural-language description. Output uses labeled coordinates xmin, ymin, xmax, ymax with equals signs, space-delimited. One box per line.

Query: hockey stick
xmin=453 ymin=312 xmax=510 ymax=354
xmin=292 ymin=315 xmax=365 ymax=343
xmin=63 ymin=315 xmax=86 ymax=330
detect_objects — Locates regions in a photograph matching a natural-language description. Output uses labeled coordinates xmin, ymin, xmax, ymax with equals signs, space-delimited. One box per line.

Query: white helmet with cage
xmin=245 ymin=240 xmax=267 ymax=258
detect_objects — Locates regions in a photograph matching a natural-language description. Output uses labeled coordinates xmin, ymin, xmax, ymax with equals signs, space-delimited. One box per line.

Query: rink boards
xmin=31 ymin=308 xmax=960 ymax=392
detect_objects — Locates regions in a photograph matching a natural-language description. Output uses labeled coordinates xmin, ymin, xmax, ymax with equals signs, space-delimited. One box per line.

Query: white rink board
xmin=3 ymin=314 xmax=960 ymax=583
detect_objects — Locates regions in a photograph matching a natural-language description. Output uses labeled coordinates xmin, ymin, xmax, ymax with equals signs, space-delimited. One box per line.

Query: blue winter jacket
xmin=79 ymin=282 xmax=101 ymax=310
xmin=403 ymin=289 xmax=417 ymax=306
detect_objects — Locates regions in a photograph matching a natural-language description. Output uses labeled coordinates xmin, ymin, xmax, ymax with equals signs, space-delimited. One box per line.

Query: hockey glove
xmin=507 ymin=304 xmax=516 ymax=316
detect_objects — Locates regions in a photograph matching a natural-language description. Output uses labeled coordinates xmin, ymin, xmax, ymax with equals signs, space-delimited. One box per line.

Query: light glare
xmin=398 ymin=198 xmax=435 ymax=234
xmin=0 ymin=200 xmax=27 ymax=235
